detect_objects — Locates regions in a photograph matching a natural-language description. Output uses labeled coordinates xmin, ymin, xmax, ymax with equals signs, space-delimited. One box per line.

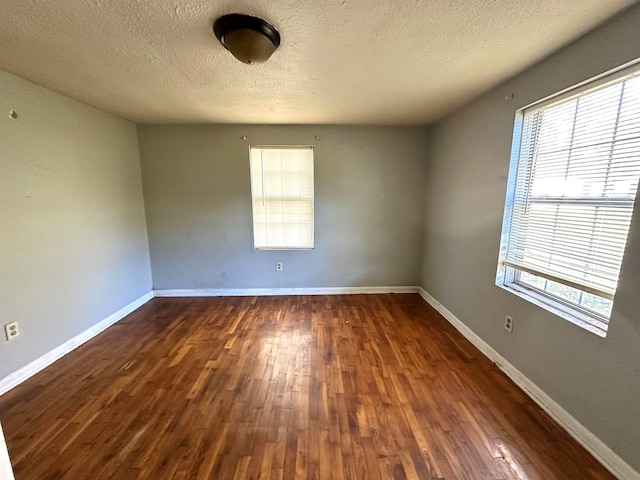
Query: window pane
xmin=250 ymin=147 xmax=314 ymax=249
xmin=519 ymin=271 xmax=546 ymax=289
xmin=499 ymin=65 xmax=640 ymax=333
xmin=580 ymin=293 xmax=613 ymax=317
xmin=545 ymin=279 xmax=581 ymax=303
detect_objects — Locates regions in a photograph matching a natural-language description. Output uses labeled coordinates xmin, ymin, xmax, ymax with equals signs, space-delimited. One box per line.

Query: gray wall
xmin=0 ymin=70 xmax=153 ymax=380
xmin=421 ymin=5 xmax=640 ymax=472
xmin=138 ymin=125 xmax=427 ymax=289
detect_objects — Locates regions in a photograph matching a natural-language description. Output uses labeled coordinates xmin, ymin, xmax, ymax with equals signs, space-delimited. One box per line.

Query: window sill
xmin=254 ymin=246 xmax=315 ymax=251
xmin=496 ymin=282 xmax=608 ymax=338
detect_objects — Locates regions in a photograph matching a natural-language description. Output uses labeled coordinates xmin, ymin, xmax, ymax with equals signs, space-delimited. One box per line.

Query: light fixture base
xmin=213 ymin=14 xmax=281 ymax=64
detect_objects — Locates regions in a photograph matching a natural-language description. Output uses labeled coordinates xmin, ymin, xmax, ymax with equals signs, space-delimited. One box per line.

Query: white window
xmin=497 ymin=64 xmax=640 ymax=336
xmin=249 ymin=146 xmax=314 ymax=249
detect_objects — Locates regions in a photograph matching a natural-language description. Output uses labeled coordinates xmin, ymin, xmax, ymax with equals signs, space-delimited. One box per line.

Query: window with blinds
xmin=249 ymin=146 xmax=314 ymax=249
xmin=497 ymin=64 xmax=640 ymax=335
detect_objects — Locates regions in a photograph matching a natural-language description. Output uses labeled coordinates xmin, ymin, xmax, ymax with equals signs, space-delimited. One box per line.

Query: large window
xmin=497 ymin=64 xmax=640 ymax=336
xmin=249 ymin=146 xmax=314 ymax=249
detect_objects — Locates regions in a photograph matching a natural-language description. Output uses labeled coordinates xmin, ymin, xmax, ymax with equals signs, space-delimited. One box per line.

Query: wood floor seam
xmin=0 ymin=294 xmax=615 ymax=479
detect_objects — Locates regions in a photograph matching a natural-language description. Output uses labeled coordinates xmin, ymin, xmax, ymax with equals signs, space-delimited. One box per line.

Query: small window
xmin=249 ymin=146 xmax=314 ymax=250
xmin=497 ymin=64 xmax=640 ymax=336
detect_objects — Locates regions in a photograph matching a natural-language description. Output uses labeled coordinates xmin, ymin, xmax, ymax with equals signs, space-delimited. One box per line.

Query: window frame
xmin=496 ymin=60 xmax=640 ymax=337
xmin=501 ymin=268 xmax=610 ymax=337
xmin=248 ymin=145 xmax=315 ymax=251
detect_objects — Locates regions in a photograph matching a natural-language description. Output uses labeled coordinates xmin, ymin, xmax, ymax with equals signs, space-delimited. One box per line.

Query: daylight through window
xmin=497 ymin=65 xmax=640 ymax=336
xmin=249 ymin=146 xmax=314 ymax=250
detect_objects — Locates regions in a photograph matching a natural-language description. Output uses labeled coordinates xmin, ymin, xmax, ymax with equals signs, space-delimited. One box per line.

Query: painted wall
xmin=421 ymin=5 xmax=640 ymax=473
xmin=138 ymin=125 xmax=427 ymax=290
xmin=0 ymin=70 xmax=153 ymax=380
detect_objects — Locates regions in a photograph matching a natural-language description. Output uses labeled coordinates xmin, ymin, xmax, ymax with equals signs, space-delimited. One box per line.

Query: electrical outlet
xmin=276 ymin=262 xmax=283 ymax=271
xmin=4 ymin=322 xmax=19 ymax=341
xmin=504 ymin=315 xmax=514 ymax=333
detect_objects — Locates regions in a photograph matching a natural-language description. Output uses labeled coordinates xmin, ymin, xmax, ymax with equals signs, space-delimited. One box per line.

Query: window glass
xmin=497 ymin=66 xmax=640 ymax=335
xmin=249 ymin=147 xmax=314 ymax=250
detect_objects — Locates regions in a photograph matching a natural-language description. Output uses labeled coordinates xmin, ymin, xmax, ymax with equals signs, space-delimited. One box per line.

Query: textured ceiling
xmin=0 ymin=0 xmax=635 ymax=125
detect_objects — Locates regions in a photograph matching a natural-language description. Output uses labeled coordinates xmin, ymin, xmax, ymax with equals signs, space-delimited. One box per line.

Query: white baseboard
xmin=417 ymin=287 xmax=639 ymax=480
xmin=0 ymin=291 xmax=154 ymax=397
xmin=154 ymin=286 xmax=419 ymax=297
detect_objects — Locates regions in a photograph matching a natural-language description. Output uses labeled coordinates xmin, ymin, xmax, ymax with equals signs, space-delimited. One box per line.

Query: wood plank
xmin=0 ymin=294 xmax=615 ymax=479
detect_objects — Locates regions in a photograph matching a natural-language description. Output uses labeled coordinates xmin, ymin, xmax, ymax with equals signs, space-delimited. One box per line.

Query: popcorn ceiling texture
xmin=0 ymin=0 xmax=634 ymax=125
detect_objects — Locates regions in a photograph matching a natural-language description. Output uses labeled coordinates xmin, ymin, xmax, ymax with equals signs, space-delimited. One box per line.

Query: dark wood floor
xmin=0 ymin=294 xmax=614 ymax=479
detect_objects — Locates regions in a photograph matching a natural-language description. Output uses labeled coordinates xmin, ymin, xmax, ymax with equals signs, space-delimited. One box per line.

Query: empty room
xmin=1 ymin=1 xmax=639 ymax=479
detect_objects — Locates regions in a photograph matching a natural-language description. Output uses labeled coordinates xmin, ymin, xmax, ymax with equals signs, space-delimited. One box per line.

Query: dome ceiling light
xmin=213 ymin=14 xmax=281 ymax=65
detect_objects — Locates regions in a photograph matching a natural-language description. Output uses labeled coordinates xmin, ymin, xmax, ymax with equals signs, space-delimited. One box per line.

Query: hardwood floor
xmin=0 ymin=294 xmax=614 ymax=479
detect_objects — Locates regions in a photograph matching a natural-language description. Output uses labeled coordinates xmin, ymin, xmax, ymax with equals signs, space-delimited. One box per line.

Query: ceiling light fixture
xmin=213 ymin=14 xmax=281 ymax=65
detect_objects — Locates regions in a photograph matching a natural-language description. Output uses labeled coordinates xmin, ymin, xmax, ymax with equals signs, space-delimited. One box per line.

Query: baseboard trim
xmin=0 ymin=291 xmax=154 ymax=397
xmin=154 ymin=286 xmax=420 ymax=297
xmin=417 ymin=287 xmax=639 ymax=480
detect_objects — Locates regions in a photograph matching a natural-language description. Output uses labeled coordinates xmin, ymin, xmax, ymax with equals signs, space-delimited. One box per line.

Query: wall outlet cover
xmin=504 ymin=315 xmax=514 ymax=333
xmin=4 ymin=322 xmax=19 ymax=341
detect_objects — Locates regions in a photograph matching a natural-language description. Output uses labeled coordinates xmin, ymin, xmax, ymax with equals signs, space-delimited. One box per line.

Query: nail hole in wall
xmin=9 ymin=110 xmax=18 ymax=119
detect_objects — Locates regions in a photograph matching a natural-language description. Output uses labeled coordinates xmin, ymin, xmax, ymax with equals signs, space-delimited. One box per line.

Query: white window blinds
xmin=504 ymin=70 xmax=640 ymax=300
xmin=249 ymin=146 xmax=314 ymax=249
